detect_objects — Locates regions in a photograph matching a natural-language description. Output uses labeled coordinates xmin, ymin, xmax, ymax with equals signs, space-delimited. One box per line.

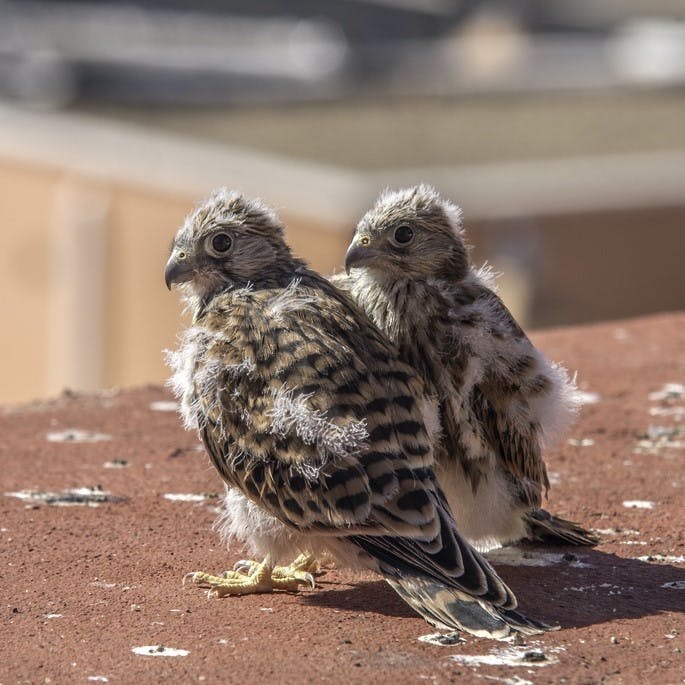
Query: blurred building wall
xmin=468 ymin=207 xmax=685 ymax=327
xmin=0 ymin=114 xmax=353 ymax=403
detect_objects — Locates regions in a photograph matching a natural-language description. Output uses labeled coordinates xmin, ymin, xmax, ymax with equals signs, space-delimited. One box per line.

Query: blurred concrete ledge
xmin=0 ymin=104 xmax=360 ymax=404
xmin=1 ymin=103 xmax=684 ymax=223
xmin=0 ymin=104 xmax=363 ymax=228
xmin=0 ymin=102 xmax=683 ymax=403
xmin=375 ymin=149 xmax=685 ymax=220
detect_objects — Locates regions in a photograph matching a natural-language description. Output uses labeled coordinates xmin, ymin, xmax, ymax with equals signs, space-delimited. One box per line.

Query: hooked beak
xmin=164 ymin=250 xmax=194 ymax=290
xmin=344 ymin=243 xmax=382 ymax=275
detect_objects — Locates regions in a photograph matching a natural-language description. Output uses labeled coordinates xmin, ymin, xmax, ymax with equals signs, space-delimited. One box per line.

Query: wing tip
xmin=387 ymin=576 xmax=555 ymax=641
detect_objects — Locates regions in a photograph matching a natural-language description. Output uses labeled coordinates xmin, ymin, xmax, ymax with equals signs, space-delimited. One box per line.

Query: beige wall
xmin=1 ymin=161 xmax=55 ymax=401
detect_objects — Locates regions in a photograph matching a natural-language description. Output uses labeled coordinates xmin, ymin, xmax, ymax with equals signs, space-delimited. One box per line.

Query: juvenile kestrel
xmin=165 ymin=188 xmax=550 ymax=639
xmin=333 ymin=184 xmax=596 ymax=551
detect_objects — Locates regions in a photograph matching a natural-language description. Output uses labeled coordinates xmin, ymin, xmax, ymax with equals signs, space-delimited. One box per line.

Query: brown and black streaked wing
xmin=192 ymin=276 xmax=516 ymax=608
xmin=452 ymin=289 xmax=550 ymax=507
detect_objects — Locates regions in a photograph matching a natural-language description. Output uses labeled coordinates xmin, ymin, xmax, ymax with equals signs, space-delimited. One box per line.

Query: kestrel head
xmin=345 ymin=185 xmax=469 ymax=281
xmin=165 ymin=188 xmax=296 ymax=298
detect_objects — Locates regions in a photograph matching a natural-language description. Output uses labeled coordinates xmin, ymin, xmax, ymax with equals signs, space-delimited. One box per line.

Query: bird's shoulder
xmin=188 ymin=271 xmax=434 ymax=457
xmin=203 ymin=274 xmax=367 ymax=344
xmin=440 ymin=269 xmax=526 ymax=342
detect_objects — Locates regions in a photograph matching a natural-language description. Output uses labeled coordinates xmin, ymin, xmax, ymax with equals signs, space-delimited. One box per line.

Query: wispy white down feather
xmin=216 ymin=486 xmax=372 ymax=568
xmin=529 ymin=358 xmax=579 ymax=449
xmin=268 ymin=387 xmax=368 ymax=465
xmin=166 ymin=326 xmax=257 ymax=433
xmin=266 ymin=277 xmax=319 ymax=321
xmin=473 ymin=262 xmax=500 ymax=293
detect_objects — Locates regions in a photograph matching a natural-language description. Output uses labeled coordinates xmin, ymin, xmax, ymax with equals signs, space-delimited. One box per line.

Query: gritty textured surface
xmin=1 ymin=312 xmax=684 ymax=684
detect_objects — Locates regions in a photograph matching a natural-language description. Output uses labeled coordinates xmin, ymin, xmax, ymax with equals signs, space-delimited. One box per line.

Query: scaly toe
xmin=234 ymin=554 xmax=322 ymax=583
xmin=183 ymin=561 xmax=315 ymax=596
xmin=286 ymin=553 xmax=321 ymax=575
xmin=271 ymin=568 xmax=316 ymax=589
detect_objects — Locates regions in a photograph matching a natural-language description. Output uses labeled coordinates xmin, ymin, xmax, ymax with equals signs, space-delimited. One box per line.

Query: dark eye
xmin=393 ymin=224 xmax=414 ymax=245
xmin=211 ymin=232 xmax=232 ymax=253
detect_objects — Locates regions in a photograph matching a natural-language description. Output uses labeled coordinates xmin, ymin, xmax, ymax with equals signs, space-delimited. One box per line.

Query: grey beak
xmin=344 ymin=244 xmax=380 ymax=275
xmin=164 ymin=252 xmax=193 ymax=290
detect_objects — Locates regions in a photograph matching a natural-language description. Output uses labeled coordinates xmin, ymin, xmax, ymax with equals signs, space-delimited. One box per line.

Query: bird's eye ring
xmin=209 ymin=232 xmax=233 ymax=254
xmin=393 ymin=224 xmax=414 ymax=245
xmin=360 ymin=235 xmax=370 ymax=246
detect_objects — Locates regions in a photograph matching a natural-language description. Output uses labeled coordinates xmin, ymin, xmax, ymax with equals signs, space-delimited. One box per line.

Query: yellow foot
xmin=234 ymin=553 xmax=321 ymax=579
xmin=184 ymin=558 xmax=315 ymax=597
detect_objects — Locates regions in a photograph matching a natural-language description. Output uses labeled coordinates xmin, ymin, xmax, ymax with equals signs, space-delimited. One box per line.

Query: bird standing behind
xmin=165 ymin=188 xmax=551 ymax=639
xmin=333 ymin=185 xmax=596 ymax=551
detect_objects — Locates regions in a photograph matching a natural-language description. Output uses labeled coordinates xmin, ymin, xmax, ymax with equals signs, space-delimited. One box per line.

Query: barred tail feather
xmin=524 ymin=509 xmax=599 ymax=547
xmin=386 ymin=576 xmax=553 ymax=639
xmin=350 ymin=503 xmax=518 ymax=609
xmin=349 ymin=501 xmax=554 ymax=638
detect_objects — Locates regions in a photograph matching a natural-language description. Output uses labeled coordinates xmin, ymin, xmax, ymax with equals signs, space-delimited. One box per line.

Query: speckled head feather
xmin=165 ymin=187 xmax=303 ymax=306
xmin=348 ymin=184 xmax=468 ymax=281
xmin=176 ymin=188 xmax=283 ymax=244
xmin=368 ymin=185 xmax=464 ymax=239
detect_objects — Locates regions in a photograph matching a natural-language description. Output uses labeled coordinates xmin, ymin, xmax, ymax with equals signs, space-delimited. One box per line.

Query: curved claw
xmin=270 ymin=566 xmax=315 ymax=589
xmin=302 ymin=572 xmax=316 ymax=590
xmin=233 ymin=559 xmax=258 ymax=576
xmin=183 ymin=571 xmax=203 ymax=588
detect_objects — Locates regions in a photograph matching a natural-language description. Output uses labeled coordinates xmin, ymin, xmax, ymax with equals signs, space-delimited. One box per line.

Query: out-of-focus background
xmin=1 ymin=0 xmax=684 ymax=404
